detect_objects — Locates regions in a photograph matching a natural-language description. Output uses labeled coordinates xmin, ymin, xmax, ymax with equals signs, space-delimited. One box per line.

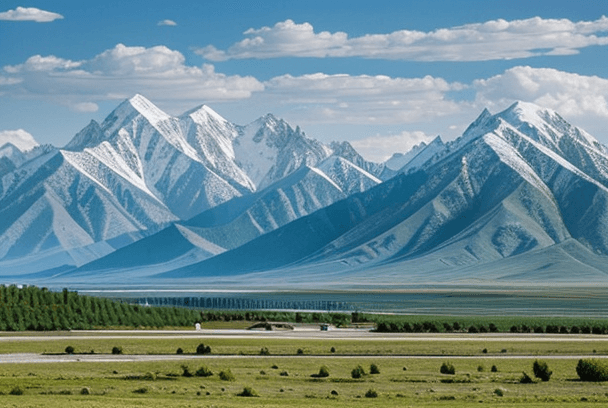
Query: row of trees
xmin=0 ymin=285 xmax=202 ymax=331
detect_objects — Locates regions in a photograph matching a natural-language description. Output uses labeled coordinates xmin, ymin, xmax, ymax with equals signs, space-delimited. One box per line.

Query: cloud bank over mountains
xmin=197 ymin=17 xmax=608 ymax=62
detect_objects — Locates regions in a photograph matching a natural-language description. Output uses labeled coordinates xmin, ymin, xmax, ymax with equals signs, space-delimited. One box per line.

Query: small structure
xmin=195 ymin=323 xmax=201 ymax=331
xmin=320 ymin=324 xmax=330 ymax=331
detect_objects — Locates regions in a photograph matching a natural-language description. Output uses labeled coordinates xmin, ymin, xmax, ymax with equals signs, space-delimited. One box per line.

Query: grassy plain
xmin=0 ymin=355 xmax=607 ymax=407
xmin=1 ymin=333 xmax=608 ymax=406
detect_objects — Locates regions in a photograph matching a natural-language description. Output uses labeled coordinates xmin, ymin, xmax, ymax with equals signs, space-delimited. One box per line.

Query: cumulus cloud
xmin=474 ymin=66 xmax=608 ymax=120
xmin=0 ymin=129 xmax=39 ymax=151
xmin=158 ymin=19 xmax=177 ymax=26
xmin=261 ymin=73 xmax=466 ymax=124
xmin=2 ymin=44 xmax=264 ymax=112
xmin=196 ymin=17 xmax=608 ymax=61
xmin=351 ymin=131 xmax=433 ymax=162
xmin=0 ymin=7 xmax=63 ymax=22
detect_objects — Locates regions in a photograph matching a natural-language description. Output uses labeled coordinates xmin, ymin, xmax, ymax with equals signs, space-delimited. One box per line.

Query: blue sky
xmin=1 ymin=0 xmax=608 ymax=160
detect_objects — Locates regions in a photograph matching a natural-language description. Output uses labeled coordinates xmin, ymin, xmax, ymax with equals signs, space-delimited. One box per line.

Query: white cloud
xmin=0 ymin=129 xmax=39 ymax=151
xmin=474 ymin=66 xmax=608 ymax=120
xmin=2 ymin=44 xmax=264 ymax=112
xmin=260 ymin=73 xmax=466 ymax=124
xmin=196 ymin=17 xmax=608 ymax=62
xmin=158 ymin=19 xmax=177 ymax=26
xmin=351 ymin=131 xmax=433 ymax=162
xmin=71 ymin=102 xmax=99 ymax=113
xmin=0 ymin=7 xmax=63 ymax=22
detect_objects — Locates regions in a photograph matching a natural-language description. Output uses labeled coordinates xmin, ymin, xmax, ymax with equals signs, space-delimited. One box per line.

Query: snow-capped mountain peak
xmin=0 ymin=129 xmax=39 ymax=152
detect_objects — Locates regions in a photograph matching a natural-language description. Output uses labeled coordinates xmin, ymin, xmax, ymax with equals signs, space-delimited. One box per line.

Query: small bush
xmin=494 ymin=387 xmax=505 ymax=397
xmin=468 ymin=325 xmax=478 ymax=333
xmin=176 ymin=348 xmax=183 ymax=354
xmin=559 ymin=326 xmax=569 ymax=334
xmin=196 ymin=343 xmax=211 ymax=355
xmin=351 ymin=365 xmax=366 ymax=378
xmin=533 ymin=360 xmax=552 ymax=381
xmin=111 ymin=346 xmax=123 ymax=355
xmin=237 ymin=386 xmax=259 ymax=397
xmin=443 ymin=323 xmax=453 ymax=332
xmin=365 ymin=389 xmax=378 ymax=398
xmin=9 ymin=386 xmax=24 ymax=395
xmin=297 ymin=348 xmax=304 ymax=355
xmin=489 ymin=323 xmax=498 ymax=333
xmin=195 ymin=366 xmax=213 ymax=377
xmin=260 ymin=347 xmax=270 ymax=356
xmin=181 ymin=365 xmax=193 ymax=377
xmin=80 ymin=387 xmax=90 ymax=395
xmin=133 ymin=387 xmax=148 ymax=394
xmin=330 ymin=347 xmax=336 ymax=353
xmin=491 ymin=365 xmax=498 ymax=372
xmin=370 ymin=363 xmax=380 ymax=374
xmin=271 ymin=364 xmax=279 ymax=369
xmin=582 ymin=326 xmax=591 ymax=334
xmin=534 ymin=326 xmax=544 ymax=333
xmin=453 ymin=322 xmax=461 ymax=331
xmin=477 ymin=365 xmax=484 ymax=372
xmin=482 ymin=348 xmax=488 ymax=354
xmin=219 ymin=369 xmax=236 ymax=381
xmin=576 ymin=359 xmax=608 ymax=381
xmin=571 ymin=326 xmax=580 ymax=334
xmin=440 ymin=362 xmax=455 ymax=375
xmin=331 ymin=390 xmax=338 ymax=395
xmin=593 ymin=326 xmax=604 ymax=335
xmin=519 ymin=372 xmax=534 ymax=384
xmin=510 ymin=325 xmax=519 ymax=333
xmin=65 ymin=346 xmax=75 ymax=355
xmin=280 ymin=371 xmax=289 ymax=376
xmin=313 ymin=365 xmax=330 ymax=378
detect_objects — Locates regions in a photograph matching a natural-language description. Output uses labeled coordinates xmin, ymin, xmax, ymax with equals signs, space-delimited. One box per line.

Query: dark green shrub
xmin=520 ymin=372 xmax=534 ymax=384
xmin=479 ymin=325 xmax=488 ymax=333
xmin=297 ymin=348 xmax=304 ymax=355
xmin=592 ymin=326 xmax=604 ymax=335
xmin=260 ymin=347 xmax=270 ymax=356
xmin=237 ymin=386 xmax=259 ymax=397
xmin=482 ymin=348 xmax=488 ymax=354
xmin=330 ymin=347 xmax=336 ymax=353
xmin=477 ymin=365 xmax=484 ymax=372
xmin=365 ymin=389 xmax=378 ymax=398
xmin=440 ymin=362 xmax=455 ymax=375
xmin=533 ymin=360 xmax=552 ymax=381
xmin=195 ymin=365 xmax=213 ymax=377
xmin=443 ymin=323 xmax=453 ymax=332
xmin=370 ymin=363 xmax=380 ymax=374
xmin=181 ymin=365 xmax=193 ymax=377
xmin=176 ymin=348 xmax=183 ymax=354
xmin=313 ymin=365 xmax=330 ymax=378
xmin=559 ymin=326 xmax=569 ymax=334
xmin=489 ymin=323 xmax=498 ymax=333
xmin=468 ymin=325 xmax=478 ymax=333
xmin=133 ymin=387 xmax=148 ymax=394
xmin=534 ymin=326 xmax=544 ymax=333
xmin=351 ymin=365 xmax=366 ymax=378
xmin=65 ymin=346 xmax=75 ymax=354
xmin=9 ymin=386 xmax=24 ymax=395
xmin=453 ymin=322 xmax=461 ymax=331
xmin=196 ymin=343 xmax=211 ymax=354
xmin=576 ymin=359 xmax=608 ymax=381
xmin=80 ymin=387 xmax=90 ymax=395
xmin=219 ymin=369 xmax=236 ymax=381
xmin=491 ymin=365 xmax=498 ymax=372
xmin=582 ymin=326 xmax=591 ymax=334
xmin=280 ymin=371 xmax=289 ymax=376
xmin=571 ymin=326 xmax=580 ymax=334
xmin=510 ymin=325 xmax=519 ymax=333
xmin=111 ymin=346 xmax=123 ymax=355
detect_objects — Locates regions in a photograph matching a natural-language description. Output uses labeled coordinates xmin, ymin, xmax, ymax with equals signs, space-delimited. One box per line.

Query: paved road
xmin=1 ymin=329 xmax=608 ymax=342
xmin=0 ymin=353 xmax=605 ymax=364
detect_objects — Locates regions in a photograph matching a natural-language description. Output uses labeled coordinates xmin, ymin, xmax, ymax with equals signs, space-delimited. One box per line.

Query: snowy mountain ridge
xmin=0 ymin=94 xmax=387 ymax=275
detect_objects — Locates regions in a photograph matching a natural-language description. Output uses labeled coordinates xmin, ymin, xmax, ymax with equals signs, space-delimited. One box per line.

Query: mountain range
xmin=3 ymin=96 xmax=608 ymax=287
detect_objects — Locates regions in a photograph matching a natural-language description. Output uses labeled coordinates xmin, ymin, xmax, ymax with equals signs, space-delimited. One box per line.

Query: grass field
xmin=0 ymin=356 xmax=606 ymax=407
xmin=1 ymin=333 xmax=608 ymax=406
